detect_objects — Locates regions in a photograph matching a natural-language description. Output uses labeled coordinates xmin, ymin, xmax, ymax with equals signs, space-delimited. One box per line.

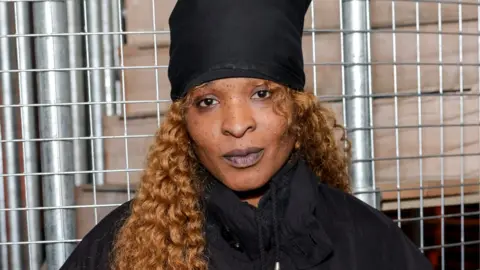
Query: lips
xmin=223 ymin=147 xmax=264 ymax=168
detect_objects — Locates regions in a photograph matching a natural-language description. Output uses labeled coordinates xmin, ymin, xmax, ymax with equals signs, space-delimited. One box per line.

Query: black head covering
xmin=168 ymin=0 xmax=312 ymax=101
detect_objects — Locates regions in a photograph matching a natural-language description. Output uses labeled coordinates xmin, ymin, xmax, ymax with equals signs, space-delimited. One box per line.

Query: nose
xmin=221 ymin=101 xmax=256 ymax=138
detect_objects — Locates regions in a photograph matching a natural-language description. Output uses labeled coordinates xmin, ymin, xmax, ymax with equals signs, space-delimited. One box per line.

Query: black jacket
xmin=60 ymin=158 xmax=433 ymax=270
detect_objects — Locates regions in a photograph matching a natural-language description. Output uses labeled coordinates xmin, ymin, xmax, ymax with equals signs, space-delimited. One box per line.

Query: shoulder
xmin=315 ymin=183 xmax=398 ymax=243
xmin=317 ymin=183 xmax=393 ymax=229
xmin=59 ymin=200 xmax=133 ymax=270
xmin=316 ymin=183 xmax=433 ymax=269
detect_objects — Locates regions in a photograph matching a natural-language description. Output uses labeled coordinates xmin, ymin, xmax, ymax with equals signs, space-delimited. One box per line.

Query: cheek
xmin=256 ymin=106 xmax=295 ymax=155
xmin=186 ymin=113 xmax=221 ymax=156
xmin=259 ymin=112 xmax=290 ymax=141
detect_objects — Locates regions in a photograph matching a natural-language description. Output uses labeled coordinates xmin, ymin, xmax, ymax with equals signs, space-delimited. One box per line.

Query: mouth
xmin=223 ymin=147 xmax=264 ymax=169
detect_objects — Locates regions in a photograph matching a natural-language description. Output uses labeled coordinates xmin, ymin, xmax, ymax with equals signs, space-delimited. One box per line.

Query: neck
xmin=242 ymin=197 xmax=261 ymax=207
xmin=235 ymin=182 xmax=271 ymax=208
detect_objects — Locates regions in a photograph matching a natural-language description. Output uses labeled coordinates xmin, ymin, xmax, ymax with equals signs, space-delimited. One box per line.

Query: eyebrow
xmin=196 ymin=79 xmax=269 ymax=94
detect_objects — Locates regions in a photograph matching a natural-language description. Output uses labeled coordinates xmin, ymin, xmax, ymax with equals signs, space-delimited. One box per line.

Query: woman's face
xmin=185 ymin=78 xmax=296 ymax=193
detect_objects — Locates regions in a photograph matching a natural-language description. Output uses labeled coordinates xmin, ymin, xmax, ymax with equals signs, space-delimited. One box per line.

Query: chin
xmin=218 ymin=154 xmax=286 ymax=192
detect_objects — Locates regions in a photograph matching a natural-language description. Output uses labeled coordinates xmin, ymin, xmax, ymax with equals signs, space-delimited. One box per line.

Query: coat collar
xmin=204 ymin=157 xmax=333 ymax=268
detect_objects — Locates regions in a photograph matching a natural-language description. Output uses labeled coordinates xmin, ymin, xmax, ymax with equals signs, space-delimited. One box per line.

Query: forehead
xmin=202 ymin=77 xmax=267 ymax=90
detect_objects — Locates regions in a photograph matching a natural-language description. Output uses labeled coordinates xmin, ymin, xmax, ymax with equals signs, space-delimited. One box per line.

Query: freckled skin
xmin=185 ymin=78 xmax=295 ymax=204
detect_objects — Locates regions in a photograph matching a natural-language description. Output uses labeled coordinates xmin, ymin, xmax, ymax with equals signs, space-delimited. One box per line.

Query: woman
xmin=61 ymin=0 xmax=433 ymax=269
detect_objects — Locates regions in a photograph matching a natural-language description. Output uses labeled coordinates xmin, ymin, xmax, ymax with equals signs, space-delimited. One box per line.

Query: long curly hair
xmin=110 ymin=83 xmax=352 ymax=270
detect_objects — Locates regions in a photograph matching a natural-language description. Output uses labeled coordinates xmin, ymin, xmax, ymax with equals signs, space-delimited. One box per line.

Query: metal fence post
xmin=0 ymin=2 xmax=25 ymax=269
xmin=32 ymin=2 xmax=76 ymax=269
xmin=102 ymin=0 xmax=117 ymax=116
xmin=111 ymin=0 xmax=123 ymax=116
xmin=341 ymin=0 xmax=379 ymax=208
xmin=0 ymin=125 xmax=10 ymax=270
xmin=85 ymin=0 xmax=106 ymax=185
xmin=13 ymin=2 xmax=44 ymax=269
xmin=66 ymin=0 xmax=89 ymax=186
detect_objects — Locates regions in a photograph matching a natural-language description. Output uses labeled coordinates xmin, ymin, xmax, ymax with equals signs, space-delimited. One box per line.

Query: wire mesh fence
xmin=0 ymin=0 xmax=479 ymax=269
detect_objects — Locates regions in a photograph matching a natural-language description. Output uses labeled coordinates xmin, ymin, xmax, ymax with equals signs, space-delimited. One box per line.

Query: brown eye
xmin=197 ymin=98 xmax=218 ymax=108
xmin=252 ymin=90 xmax=271 ymax=99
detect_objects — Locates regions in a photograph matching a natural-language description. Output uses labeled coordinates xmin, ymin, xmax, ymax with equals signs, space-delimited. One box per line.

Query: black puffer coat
xmin=60 ymin=158 xmax=433 ymax=270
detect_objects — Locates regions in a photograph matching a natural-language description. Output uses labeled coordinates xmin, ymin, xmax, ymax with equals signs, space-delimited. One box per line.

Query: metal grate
xmin=0 ymin=0 xmax=479 ymax=269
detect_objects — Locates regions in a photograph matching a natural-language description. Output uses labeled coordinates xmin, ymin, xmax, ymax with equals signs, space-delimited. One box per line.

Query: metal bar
xmin=1 ymin=0 xmax=473 ymax=6
xmin=0 ymin=125 xmax=9 ymax=270
xmin=457 ymin=3 xmax=466 ymax=269
xmin=115 ymin=0 xmax=131 ymax=198
xmin=150 ymin=0 xmax=161 ymax=126
xmin=414 ymin=1 xmax=425 ymax=253
xmin=13 ymin=1 xmax=43 ymax=269
xmin=364 ymin=0 xmax=376 ymax=208
xmin=110 ymin=0 xmax=120 ymax=67
xmin=477 ymin=3 xmax=480 ymax=270
xmin=5 ymin=28 xmax=480 ymax=39
xmin=436 ymin=2 xmax=446 ymax=269
xmin=102 ymin=0 xmax=116 ymax=116
xmin=390 ymin=0 xmax=403 ymax=228
xmin=111 ymin=0 xmax=123 ymax=116
xmin=115 ymin=80 xmax=123 ymax=116
xmin=32 ymin=1 xmax=76 ymax=269
xmin=0 ymin=203 xmax=127 ymax=212
xmin=341 ymin=0 xmax=377 ymax=208
xmin=339 ymin=0 xmax=347 ymax=169
xmin=4 ymin=60 xmax=480 ymax=73
xmin=66 ymin=0 xmax=88 ymax=186
xmin=3 ymin=91 xmax=480 ymax=109
xmin=308 ymin=1 xmax=318 ymax=96
xmin=0 ymin=2 xmax=25 ymax=269
xmin=86 ymin=0 xmax=105 ymax=185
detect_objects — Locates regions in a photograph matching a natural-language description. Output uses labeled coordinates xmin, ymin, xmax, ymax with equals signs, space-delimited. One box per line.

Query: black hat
xmin=168 ymin=0 xmax=312 ymax=101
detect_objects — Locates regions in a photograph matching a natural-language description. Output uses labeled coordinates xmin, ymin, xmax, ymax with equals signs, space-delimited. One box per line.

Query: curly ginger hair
xmin=111 ymin=83 xmax=352 ymax=270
